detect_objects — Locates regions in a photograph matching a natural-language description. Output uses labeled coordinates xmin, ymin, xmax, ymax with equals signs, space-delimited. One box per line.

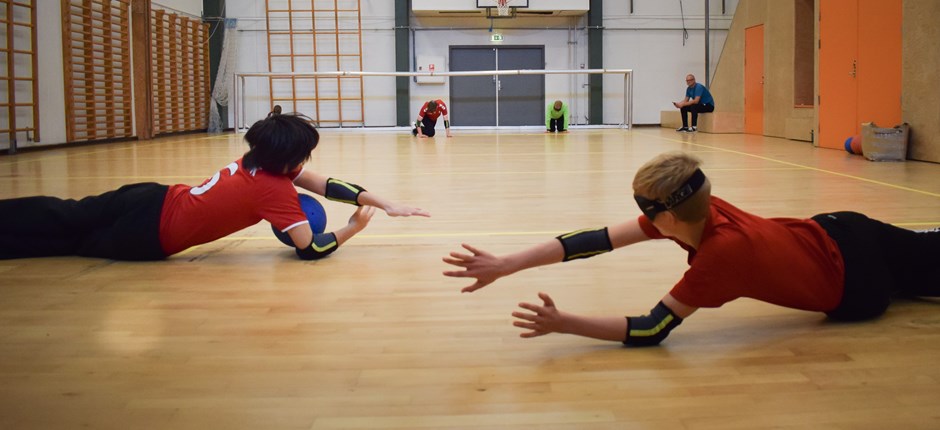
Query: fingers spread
xmin=517 ymin=302 xmax=544 ymax=313
xmin=442 ymin=270 xmax=468 ymax=277
xmin=462 ymin=243 xmax=481 ymax=254
xmin=442 ymin=257 xmax=469 ymax=267
xmin=447 ymin=251 xmax=472 ymax=260
xmin=538 ymin=292 xmax=555 ymax=307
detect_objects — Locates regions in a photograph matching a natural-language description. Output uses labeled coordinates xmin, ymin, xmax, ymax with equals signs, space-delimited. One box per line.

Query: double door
xmin=449 ymin=46 xmax=545 ymax=127
xmin=818 ymin=0 xmax=901 ymax=149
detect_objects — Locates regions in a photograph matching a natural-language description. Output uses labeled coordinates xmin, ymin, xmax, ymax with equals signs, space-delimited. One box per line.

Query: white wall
xmin=13 ymin=0 xmax=737 ymax=149
xmin=33 ymin=1 xmax=68 ymax=147
xmin=227 ymin=0 xmax=735 ymax=127
xmin=602 ymin=0 xmax=735 ymax=124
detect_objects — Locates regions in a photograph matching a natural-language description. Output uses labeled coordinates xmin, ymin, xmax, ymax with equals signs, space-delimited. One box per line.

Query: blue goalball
xmin=844 ymin=135 xmax=863 ymax=155
xmin=272 ymin=194 xmax=328 ymax=247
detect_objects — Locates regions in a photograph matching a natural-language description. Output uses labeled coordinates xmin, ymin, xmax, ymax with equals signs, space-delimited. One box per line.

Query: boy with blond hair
xmin=444 ymin=151 xmax=939 ymax=346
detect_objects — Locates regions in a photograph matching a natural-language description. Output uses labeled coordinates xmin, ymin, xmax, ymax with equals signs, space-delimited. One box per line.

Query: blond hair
xmin=632 ymin=151 xmax=711 ymax=222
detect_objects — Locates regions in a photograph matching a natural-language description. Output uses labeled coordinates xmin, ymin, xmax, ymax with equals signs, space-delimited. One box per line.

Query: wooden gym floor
xmin=1 ymin=127 xmax=939 ymax=429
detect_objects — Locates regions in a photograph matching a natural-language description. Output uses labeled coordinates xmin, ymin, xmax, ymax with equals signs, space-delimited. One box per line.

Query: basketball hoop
xmin=496 ymin=0 xmax=511 ymax=16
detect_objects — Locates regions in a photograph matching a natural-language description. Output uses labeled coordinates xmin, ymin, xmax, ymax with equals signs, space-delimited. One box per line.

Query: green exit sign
xmin=491 ymin=33 xmax=503 ymax=42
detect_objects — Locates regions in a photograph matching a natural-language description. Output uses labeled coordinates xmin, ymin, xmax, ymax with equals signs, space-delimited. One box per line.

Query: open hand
xmin=512 ymin=292 xmax=564 ymax=338
xmin=442 ymin=243 xmax=504 ymax=293
xmin=383 ymin=203 xmax=430 ymax=218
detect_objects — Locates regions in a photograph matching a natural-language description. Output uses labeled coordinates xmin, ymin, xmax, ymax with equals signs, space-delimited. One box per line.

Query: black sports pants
xmin=548 ymin=118 xmax=566 ymax=132
xmin=680 ymin=103 xmax=714 ymax=127
xmin=813 ymin=211 xmax=940 ymax=321
xmin=0 ymin=183 xmax=169 ymax=260
xmin=411 ymin=117 xmax=438 ymax=137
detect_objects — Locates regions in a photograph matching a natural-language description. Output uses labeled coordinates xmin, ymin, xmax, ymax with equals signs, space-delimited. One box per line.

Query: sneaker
xmin=675 ymin=127 xmax=690 ymax=132
xmin=689 ymin=126 xmax=697 ymax=132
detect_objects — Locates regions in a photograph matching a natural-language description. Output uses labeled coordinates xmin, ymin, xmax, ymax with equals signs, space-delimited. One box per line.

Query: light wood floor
xmin=1 ymin=127 xmax=939 ymax=429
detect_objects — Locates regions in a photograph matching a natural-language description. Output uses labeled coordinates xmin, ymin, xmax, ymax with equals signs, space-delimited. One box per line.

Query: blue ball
xmin=272 ymin=194 xmax=328 ymax=247
xmin=844 ymin=135 xmax=863 ymax=155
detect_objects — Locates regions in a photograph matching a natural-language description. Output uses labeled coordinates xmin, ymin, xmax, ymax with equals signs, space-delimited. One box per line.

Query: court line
xmin=638 ymin=131 xmax=940 ymax=198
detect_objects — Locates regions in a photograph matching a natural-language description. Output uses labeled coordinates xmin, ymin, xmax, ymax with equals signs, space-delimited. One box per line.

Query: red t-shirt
xmin=158 ymin=158 xmax=308 ymax=255
xmin=418 ymin=100 xmax=448 ymax=121
xmin=637 ymin=196 xmax=845 ymax=312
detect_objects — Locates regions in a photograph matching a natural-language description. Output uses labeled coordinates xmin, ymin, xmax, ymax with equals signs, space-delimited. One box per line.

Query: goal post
xmin=231 ymin=68 xmax=633 ymax=131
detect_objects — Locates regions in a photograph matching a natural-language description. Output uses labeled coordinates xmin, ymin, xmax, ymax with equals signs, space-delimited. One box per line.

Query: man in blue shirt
xmin=673 ymin=74 xmax=715 ymax=132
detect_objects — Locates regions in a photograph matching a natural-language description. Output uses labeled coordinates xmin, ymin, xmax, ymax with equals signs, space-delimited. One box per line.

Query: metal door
xmin=449 ymin=46 xmax=545 ymax=127
xmin=449 ymin=47 xmax=497 ymax=126
xmin=496 ymin=47 xmax=544 ymax=126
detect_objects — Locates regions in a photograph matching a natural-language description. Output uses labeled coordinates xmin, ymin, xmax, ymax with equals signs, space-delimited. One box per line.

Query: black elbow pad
xmin=295 ymin=232 xmax=338 ymax=260
xmin=325 ymin=178 xmax=366 ymax=206
xmin=623 ymin=301 xmax=683 ymax=347
xmin=556 ymin=227 xmax=613 ymax=261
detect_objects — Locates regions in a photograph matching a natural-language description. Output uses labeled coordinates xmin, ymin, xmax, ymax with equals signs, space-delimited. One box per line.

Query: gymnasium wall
xmin=711 ymin=0 xmax=939 ymax=163
xmin=16 ymin=1 xmax=736 ymax=149
xmin=19 ymin=1 xmax=204 ymax=150
xmin=227 ymin=0 xmax=737 ymax=127
xmin=35 ymin=2 xmax=67 ymax=147
xmin=902 ymin=0 xmax=940 ymax=163
xmin=601 ymin=0 xmax=733 ymax=125
xmin=708 ymin=0 xmax=814 ymax=141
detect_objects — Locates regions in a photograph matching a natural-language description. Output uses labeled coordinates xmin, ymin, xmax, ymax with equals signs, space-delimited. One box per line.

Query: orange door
xmin=857 ymin=0 xmax=902 ymax=128
xmin=819 ymin=0 xmax=901 ymax=150
xmin=744 ymin=25 xmax=764 ymax=135
xmin=818 ymin=0 xmax=858 ymax=149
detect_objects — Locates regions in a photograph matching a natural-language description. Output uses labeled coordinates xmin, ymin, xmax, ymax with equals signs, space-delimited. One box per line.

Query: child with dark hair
xmin=443 ymin=151 xmax=939 ymax=346
xmin=0 ymin=107 xmax=430 ymax=261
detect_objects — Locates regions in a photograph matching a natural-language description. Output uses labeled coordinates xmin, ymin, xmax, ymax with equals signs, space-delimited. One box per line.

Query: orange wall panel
xmin=745 ymin=24 xmax=765 ymax=135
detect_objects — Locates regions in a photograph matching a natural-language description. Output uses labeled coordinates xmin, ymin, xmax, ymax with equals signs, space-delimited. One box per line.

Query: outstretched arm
xmin=294 ymin=170 xmax=430 ymax=217
xmin=512 ymin=293 xmax=697 ymax=344
xmin=513 ymin=292 xmax=628 ymax=341
xmin=444 ymin=218 xmax=653 ymax=293
xmin=444 ymin=240 xmax=564 ymax=293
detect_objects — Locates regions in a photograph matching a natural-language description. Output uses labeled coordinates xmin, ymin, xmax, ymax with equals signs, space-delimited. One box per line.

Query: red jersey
xmin=158 ymin=158 xmax=308 ymax=255
xmin=418 ymin=100 xmax=448 ymax=121
xmin=637 ymin=196 xmax=845 ymax=312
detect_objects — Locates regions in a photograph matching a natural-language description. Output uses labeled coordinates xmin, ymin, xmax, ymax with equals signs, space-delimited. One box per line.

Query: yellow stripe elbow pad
xmin=556 ymin=227 xmax=613 ymax=261
xmin=325 ymin=178 xmax=366 ymax=206
xmin=624 ymin=301 xmax=683 ymax=347
xmin=295 ymin=232 xmax=338 ymax=260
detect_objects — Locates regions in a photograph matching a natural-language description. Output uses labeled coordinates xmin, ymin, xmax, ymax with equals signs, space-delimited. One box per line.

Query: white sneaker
xmin=689 ymin=126 xmax=697 ymax=132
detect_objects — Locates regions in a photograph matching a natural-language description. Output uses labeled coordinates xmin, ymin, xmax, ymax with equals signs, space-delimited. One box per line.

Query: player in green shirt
xmin=546 ymin=100 xmax=569 ymax=133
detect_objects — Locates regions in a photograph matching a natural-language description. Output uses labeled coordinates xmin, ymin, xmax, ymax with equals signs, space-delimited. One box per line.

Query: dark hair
xmin=243 ymin=106 xmax=319 ymax=173
xmin=426 ymin=100 xmax=437 ymax=112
